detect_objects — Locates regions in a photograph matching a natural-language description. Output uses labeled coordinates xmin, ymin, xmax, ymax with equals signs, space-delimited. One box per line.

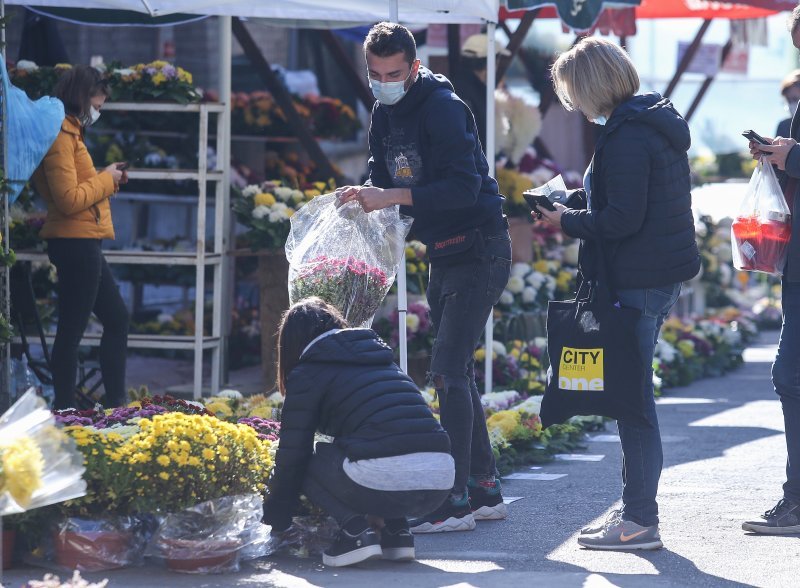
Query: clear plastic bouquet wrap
xmin=146 ymin=494 xmax=269 ymax=574
xmin=731 ymin=160 xmax=792 ymax=276
xmin=51 ymin=516 xmax=150 ymax=572
xmin=0 ymin=390 xmax=86 ymax=516
xmin=285 ymin=194 xmax=413 ymax=327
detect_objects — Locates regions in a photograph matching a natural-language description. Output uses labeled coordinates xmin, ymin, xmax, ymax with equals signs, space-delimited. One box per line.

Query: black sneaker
xmin=380 ymin=527 xmax=415 ymax=561
xmin=742 ymin=498 xmax=800 ymax=535
xmin=408 ymin=494 xmax=476 ymax=534
xmin=468 ymin=477 xmax=508 ymax=521
xmin=322 ymin=527 xmax=382 ymax=567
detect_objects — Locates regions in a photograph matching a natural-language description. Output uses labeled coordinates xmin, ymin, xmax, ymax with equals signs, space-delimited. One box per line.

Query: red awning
xmin=501 ymin=0 xmax=787 ymax=21
xmin=636 ymin=0 xmax=781 ymax=19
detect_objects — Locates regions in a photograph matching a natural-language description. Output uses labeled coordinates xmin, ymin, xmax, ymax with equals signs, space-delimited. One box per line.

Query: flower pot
xmin=2 ymin=529 xmax=15 ymax=570
xmin=163 ymin=538 xmax=240 ymax=574
xmin=258 ymin=251 xmax=291 ymax=390
xmin=54 ymin=529 xmax=133 ymax=572
xmin=508 ymin=216 xmax=534 ymax=262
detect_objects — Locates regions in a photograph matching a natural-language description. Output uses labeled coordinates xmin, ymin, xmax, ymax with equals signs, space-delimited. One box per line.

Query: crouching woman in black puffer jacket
xmin=262 ymin=297 xmax=453 ymax=568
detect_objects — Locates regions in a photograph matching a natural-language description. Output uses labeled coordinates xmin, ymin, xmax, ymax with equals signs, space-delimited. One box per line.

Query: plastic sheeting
xmin=0 ymin=60 xmax=64 ymax=203
xmin=286 ymin=194 xmax=413 ymax=327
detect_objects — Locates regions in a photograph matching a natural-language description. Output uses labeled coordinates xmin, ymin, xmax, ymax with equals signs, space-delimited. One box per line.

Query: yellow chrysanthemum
xmin=0 ymin=436 xmax=45 ymax=507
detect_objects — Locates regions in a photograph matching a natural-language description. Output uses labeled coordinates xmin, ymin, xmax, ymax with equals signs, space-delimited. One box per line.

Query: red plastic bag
xmin=731 ymin=160 xmax=792 ymax=275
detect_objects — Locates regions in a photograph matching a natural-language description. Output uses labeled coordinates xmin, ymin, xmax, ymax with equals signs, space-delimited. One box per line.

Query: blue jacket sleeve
xmin=560 ymin=130 xmax=650 ymax=241
xmin=365 ymin=107 xmax=393 ymax=189
xmin=410 ymin=97 xmax=482 ymax=211
xmin=261 ymin=372 xmax=319 ymax=531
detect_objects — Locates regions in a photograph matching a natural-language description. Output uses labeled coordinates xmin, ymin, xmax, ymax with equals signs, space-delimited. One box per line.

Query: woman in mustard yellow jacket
xmin=33 ymin=65 xmax=129 ymax=409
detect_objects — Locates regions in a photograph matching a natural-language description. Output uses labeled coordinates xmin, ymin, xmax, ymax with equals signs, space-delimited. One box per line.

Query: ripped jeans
xmin=427 ymin=233 xmax=511 ymax=494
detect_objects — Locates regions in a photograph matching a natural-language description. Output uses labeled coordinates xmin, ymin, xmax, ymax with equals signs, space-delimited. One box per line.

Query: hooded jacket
xmin=33 ymin=115 xmax=117 ymax=240
xmin=366 ymin=66 xmax=505 ymax=245
xmin=560 ymin=93 xmax=701 ymax=289
xmin=261 ymin=328 xmax=449 ymax=531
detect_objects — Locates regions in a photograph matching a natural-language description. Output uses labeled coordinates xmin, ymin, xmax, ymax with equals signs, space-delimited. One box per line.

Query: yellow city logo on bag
xmin=558 ymin=347 xmax=604 ymax=391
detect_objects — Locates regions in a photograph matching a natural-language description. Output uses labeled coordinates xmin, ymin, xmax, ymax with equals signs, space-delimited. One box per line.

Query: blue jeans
xmin=772 ymin=281 xmax=800 ymax=504
xmin=615 ymin=283 xmax=681 ymax=527
xmin=427 ymin=232 xmax=512 ymax=494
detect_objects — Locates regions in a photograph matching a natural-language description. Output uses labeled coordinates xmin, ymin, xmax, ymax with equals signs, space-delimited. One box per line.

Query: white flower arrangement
xmin=481 ymin=390 xmax=522 ymax=412
xmin=510 ymin=395 xmax=544 ymax=416
xmin=655 ymin=340 xmax=678 ymax=363
xmin=15 ymin=60 xmax=39 ymax=72
xmin=252 ymin=205 xmax=270 ymax=220
xmin=242 ymin=185 xmax=260 ymax=198
xmin=218 ymin=389 xmax=244 ymax=400
xmin=506 ymin=275 xmax=525 ymax=294
xmin=494 ymin=88 xmax=542 ymax=163
xmin=274 ymin=187 xmax=294 ymax=201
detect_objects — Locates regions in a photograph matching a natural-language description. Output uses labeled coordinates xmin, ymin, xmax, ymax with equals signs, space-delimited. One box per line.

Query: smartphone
xmin=742 ymin=130 xmax=770 ymax=145
xmin=523 ymin=192 xmax=557 ymax=213
xmin=117 ymin=162 xmax=130 ymax=171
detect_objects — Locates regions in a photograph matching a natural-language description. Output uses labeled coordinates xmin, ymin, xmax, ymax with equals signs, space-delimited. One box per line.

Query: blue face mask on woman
xmin=369 ymin=69 xmax=414 ymax=106
xmin=592 ymin=115 xmax=608 ymax=126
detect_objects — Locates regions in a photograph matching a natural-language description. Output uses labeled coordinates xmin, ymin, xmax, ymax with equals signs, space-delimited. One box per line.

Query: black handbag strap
xmin=587 ymin=154 xmax=620 ymax=306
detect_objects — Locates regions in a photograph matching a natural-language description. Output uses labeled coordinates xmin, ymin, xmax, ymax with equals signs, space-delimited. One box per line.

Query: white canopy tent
xmin=1 ymin=0 xmax=502 ymax=392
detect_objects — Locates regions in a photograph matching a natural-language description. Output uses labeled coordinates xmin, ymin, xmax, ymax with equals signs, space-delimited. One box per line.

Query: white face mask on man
xmin=368 ymin=69 xmax=414 ymax=106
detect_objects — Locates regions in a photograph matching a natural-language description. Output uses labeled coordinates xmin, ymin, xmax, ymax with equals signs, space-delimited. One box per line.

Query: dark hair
xmin=364 ymin=21 xmax=417 ymax=65
xmin=276 ymin=297 xmax=348 ymax=396
xmin=54 ymin=65 xmax=110 ymax=119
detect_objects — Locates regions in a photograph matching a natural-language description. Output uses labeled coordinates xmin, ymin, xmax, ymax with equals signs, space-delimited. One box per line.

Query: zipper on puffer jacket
xmin=92 ymin=205 xmax=100 ymax=224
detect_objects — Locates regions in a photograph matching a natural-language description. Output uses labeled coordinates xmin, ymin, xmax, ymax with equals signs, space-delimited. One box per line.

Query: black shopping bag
xmin=539 ymin=283 xmax=648 ymax=429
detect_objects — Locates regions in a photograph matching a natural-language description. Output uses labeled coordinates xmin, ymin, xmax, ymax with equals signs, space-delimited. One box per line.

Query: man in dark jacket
xmin=451 ymin=33 xmax=510 ymax=149
xmin=336 ymin=22 xmax=511 ymax=533
xmin=742 ymin=6 xmax=800 ymax=535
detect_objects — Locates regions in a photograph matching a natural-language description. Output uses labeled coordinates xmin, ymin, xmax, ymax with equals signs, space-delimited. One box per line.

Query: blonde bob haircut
xmin=551 ymin=37 xmax=640 ymax=119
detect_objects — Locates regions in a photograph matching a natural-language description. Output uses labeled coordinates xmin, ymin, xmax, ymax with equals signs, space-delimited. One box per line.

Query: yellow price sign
xmin=558 ymin=347 xmax=604 ymax=391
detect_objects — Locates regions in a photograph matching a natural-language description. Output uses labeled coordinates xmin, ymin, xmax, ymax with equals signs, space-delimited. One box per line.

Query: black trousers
xmin=47 ymin=238 xmax=129 ymax=409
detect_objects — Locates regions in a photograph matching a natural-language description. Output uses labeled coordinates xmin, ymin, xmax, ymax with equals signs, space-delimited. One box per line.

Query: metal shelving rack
xmin=15 ymin=101 xmax=230 ymax=399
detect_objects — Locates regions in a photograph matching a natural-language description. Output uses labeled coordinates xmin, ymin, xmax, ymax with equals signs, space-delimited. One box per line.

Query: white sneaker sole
xmin=322 ymin=544 xmax=383 ymax=567
xmin=473 ymin=503 xmax=508 ymax=521
xmin=742 ymin=521 xmax=800 ymax=535
xmin=382 ymin=547 xmax=415 ymax=561
xmin=410 ymin=514 xmax=476 ymax=534
xmin=578 ymin=539 xmax=663 ymax=551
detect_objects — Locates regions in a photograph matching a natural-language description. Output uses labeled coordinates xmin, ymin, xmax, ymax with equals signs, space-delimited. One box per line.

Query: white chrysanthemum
xmin=526 ymin=272 xmax=546 ymax=288
xmin=269 ymin=210 xmax=288 ymax=222
xmin=218 ymin=389 xmax=244 ymax=400
xmin=507 ymin=275 xmax=525 ymax=294
xmin=499 ymin=290 xmax=514 ymax=306
xmin=510 ymin=262 xmax=531 ymax=277
xmin=521 ymin=286 xmax=537 ymax=304
xmin=291 ymin=190 xmax=305 ymax=203
xmin=563 ymin=242 xmax=580 ymax=267
xmin=492 ymin=341 xmax=507 ymax=357
xmin=272 ymin=202 xmax=288 ymax=212
xmin=242 ymin=185 xmax=260 ymax=198
xmin=534 ymin=337 xmax=548 ymax=349
xmin=16 ymin=60 xmax=39 ymax=72
xmin=275 ymin=187 xmax=293 ymax=201
xmin=252 ymin=205 xmax=270 ymax=219
xmin=511 ymin=395 xmax=543 ymax=416
xmin=113 ymin=68 xmax=136 ymax=76
xmin=406 ymin=313 xmax=420 ymax=333
xmin=655 ymin=340 xmax=677 ymax=363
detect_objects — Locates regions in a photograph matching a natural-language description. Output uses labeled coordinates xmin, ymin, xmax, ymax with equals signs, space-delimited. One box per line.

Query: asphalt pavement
xmin=3 ymin=331 xmax=797 ymax=588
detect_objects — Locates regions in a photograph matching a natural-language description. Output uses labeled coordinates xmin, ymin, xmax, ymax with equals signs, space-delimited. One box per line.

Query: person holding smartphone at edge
xmin=742 ymin=6 xmax=800 ymax=536
xmin=33 ymin=65 xmax=130 ymax=409
xmin=336 ymin=22 xmax=511 ymax=533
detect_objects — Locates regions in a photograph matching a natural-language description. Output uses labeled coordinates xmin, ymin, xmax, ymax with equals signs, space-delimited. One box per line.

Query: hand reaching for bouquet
xmin=335 ymin=185 xmax=412 ymax=212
